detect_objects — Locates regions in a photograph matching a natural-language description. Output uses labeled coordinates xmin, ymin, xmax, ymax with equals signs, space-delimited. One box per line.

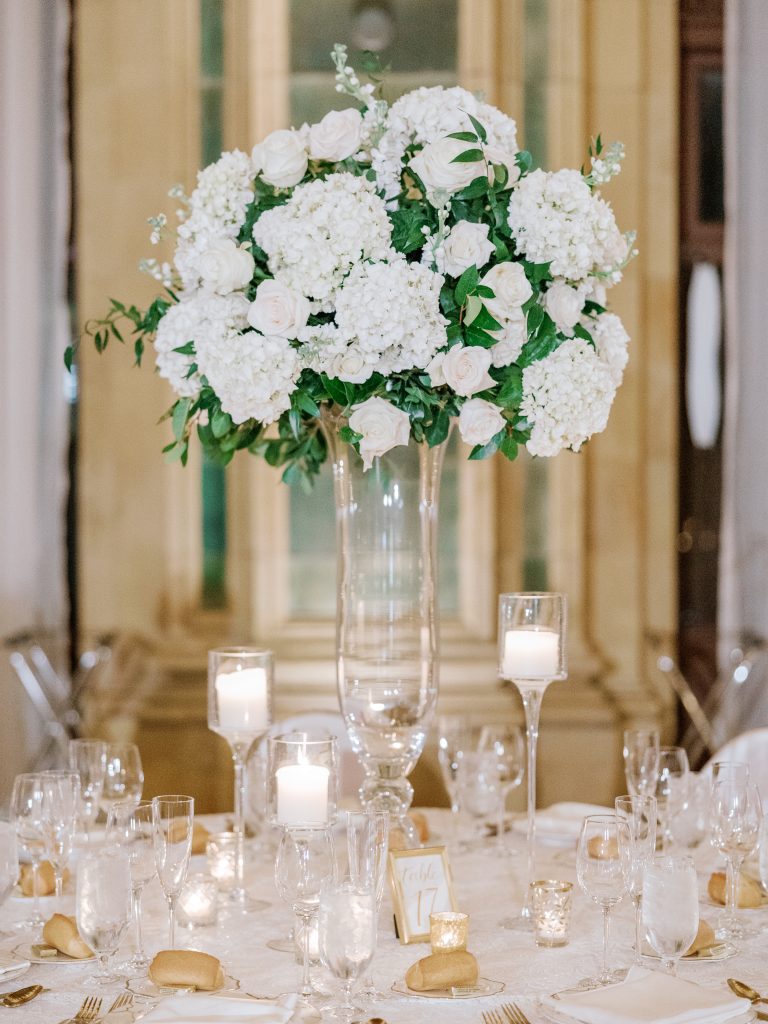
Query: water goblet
xmin=68 ymin=739 xmax=106 ymax=843
xmin=670 ymin=771 xmax=710 ymax=849
xmin=152 ymin=795 xmax=194 ymax=948
xmin=107 ymin=801 xmax=155 ymax=971
xmin=437 ymin=716 xmax=473 ymax=834
xmin=615 ymin=794 xmax=657 ymax=965
xmin=479 ymin=724 xmax=525 ymax=853
xmin=318 ymin=882 xmax=376 ymax=1023
xmin=576 ymin=814 xmax=629 ymax=986
xmin=10 ymin=773 xmax=45 ymax=931
xmin=40 ymin=770 xmax=80 ymax=907
xmin=0 ymin=822 xmax=18 ymax=937
xmin=101 ymin=743 xmax=144 ymax=818
xmin=346 ymin=810 xmax=388 ymax=999
xmin=76 ymin=851 xmax=132 ymax=984
xmin=642 ymin=855 xmax=699 ymax=974
xmin=710 ymin=778 xmax=761 ymax=940
xmin=455 ymin=751 xmax=499 ymax=845
xmin=656 ymin=746 xmax=689 ymax=851
xmin=623 ymin=728 xmax=660 ymax=799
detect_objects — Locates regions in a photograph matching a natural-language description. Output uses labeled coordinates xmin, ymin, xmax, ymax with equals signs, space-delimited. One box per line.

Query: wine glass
xmin=437 ymin=716 xmax=473 ymax=834
xmin=623 ymin=728 xmax=660 ymax=799
xmin=670 ymin=771 xmax=710 ymax=849
xmin=576 ymin=815 xmax=629 ymax=986
xmin=101 ymin=743 xmax=144 ymax=818
xmin=68 ymin=739 xmax=106 ymax=843
xmin=152 ymin=795 xmax=194 ymax=948
xmin=479 ymin=724 xmax=525 ymax=853
xmin=615 ymin=794 xmax=657 ymax=965
xmin=10 ymin=773 xmax=46 ymax=931
xmin=0 ymin=822 xmax=18 ymax=937
xmin=275 ymin=827 xmax=336 ymax=1013
xmin=318 ymin=882 xmax=376 ymax=1023
xmin=642 ymin=855 xmax=699 ymax=974
xmin=656 ymin=746 xmax=689 ymax=851
xmin=455 ymin=751 xmax=499 ymax=844
xmin=498 ymin=592 xmax=567 ymax=925
xmin=40 ymin=770 xmax=80 ymax=907
xmin=346 ymin=810 xmax=388 ymax=999
xmin=76 ymin=851 xmax=132 ymax=984
xmin=107 ymin=801 xmax=155 ymax=971
xmin=710 ymin=778 xmax=761 ymax=940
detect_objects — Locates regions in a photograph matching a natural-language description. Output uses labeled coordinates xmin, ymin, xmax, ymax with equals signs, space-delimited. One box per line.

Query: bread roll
xmin=149 ymin=950 xmax=225 ymax=991
xmin=586 ymin=835 xmax=619 ymax=860
xmin=405 ymin=950 xmax=478 ymax=992
xmin=42 ymin=914 xmax=93 ymax=959
xmin=685 ymin=918 xmax=715 ymax=956
xmin=409 ymin=810 xmax=430 ymax=844
xmin=708 ymin=870 xmax=763 ymax=908
xmin=19 ymin=861 xmax=69 ymax=897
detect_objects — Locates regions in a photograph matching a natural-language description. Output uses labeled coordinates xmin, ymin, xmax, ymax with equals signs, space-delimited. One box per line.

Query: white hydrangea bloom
xmin=521 ymin=338 xmax=617 ymax=456
xmin=489 ymin=318 xmax=527 ymax=367
xmin=174 ymin=150 xmax=255 ymax=290
xmin=591 ymin=311 xmax=630 ymax=386
xmin=372 ymin=86 xmax=517 ymax=199
xmin=300 ymin=259 xmax=447 ymax=380
xmin=507 ymin=169 xmax=627 ymax=282
xmin=252 ymin=173 xmax=393 ymax=311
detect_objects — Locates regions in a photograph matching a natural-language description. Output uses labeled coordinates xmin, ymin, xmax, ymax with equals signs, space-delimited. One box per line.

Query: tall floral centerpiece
xmin=75 ymin=47 xmax=634 ymax=838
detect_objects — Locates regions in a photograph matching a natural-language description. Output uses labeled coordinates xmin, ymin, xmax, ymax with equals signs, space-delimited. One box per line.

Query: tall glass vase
xmin=322 ymin=409 xmax=447 ymax=847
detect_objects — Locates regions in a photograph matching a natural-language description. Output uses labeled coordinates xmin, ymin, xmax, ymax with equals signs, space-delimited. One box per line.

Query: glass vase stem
xmin=520 ymin=685 xmax=545 ymax=919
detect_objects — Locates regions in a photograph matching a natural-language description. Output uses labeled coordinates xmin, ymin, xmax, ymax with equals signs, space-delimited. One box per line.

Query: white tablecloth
xmin=1 ymin=812 xmax=766 ymax=1022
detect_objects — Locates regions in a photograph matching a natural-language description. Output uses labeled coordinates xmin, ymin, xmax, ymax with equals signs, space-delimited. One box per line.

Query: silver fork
xmin=107 ymin=993 xmax=134 ymax=1014
xmin=55 ymin=995 xmax=103 ymax=1024
xmin=483 ymin=1011 xmax=505 ymax=1024
xmin=501 ymin=1003 xmax=532 ymax=1024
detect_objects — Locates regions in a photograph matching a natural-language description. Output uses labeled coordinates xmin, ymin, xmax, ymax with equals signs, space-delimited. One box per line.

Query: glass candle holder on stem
xmin=498 ymin=593 xmax=567 ymax=926
xmin=208 ymin=647 xmax=273 ymax=912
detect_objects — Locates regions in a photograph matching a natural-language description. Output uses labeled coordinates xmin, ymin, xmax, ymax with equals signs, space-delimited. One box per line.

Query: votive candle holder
xmin=530 ymin=879 xmax=573 ymax=947
xmin=429 ymin=911 xmax=469 ymax=953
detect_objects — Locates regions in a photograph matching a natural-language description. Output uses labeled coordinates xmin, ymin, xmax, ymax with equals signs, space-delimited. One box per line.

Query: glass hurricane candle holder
xmin=177 ymin=873 xmax=219 ymax=928
xmin=206 ymin=831 xmax=238 ymax=895
xmin=268 ymin=734 xmax=338 ymax=829
xmin=530 ymin=880 xmax=573 ymax=947
xmin=208 ymin=647 xmax=273 ymax=910
xmin=430 ymin=911 xmax=469 ymax=952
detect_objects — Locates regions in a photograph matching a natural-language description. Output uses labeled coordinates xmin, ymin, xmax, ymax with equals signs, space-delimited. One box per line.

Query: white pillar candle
xmin=216 ymin=667 xmax=268 ymax=733
xmin=502 ymin=628 xmax=559 ymax=680
xmin=276 ymin=763 xmax=329 ymax=825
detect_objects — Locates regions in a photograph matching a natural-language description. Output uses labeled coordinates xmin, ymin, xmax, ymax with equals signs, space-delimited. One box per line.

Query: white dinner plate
xmin=13 ymin=942 xmax=94 ymax=965
xmin=391 ymin=977 xmax=504 ymax=999
xmin=127 ymin=971 xmax=240 ymax=999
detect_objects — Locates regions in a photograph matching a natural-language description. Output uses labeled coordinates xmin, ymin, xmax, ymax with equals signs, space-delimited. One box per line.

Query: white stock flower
xmin=458 ymin=398 xmax=505 ymax=446
xmin=252 ymin=129 xmax=308 ymax=188
xmin=441 ymin=221 xmax=494 ymax=277
xmin=480 ymin=262 xmax=532 ymax=321
xmin=247 ymin=279 xmax=310 ymax=338
xmin=442 ymin=344 xmax=495 ymax=396
xmin=521 ymin=338 xmax=617 ymax=456
xmin=592 ymin=312 xmax=630 ymax=386
xmin=409 ymin=136 xmax=484 ymax=199
xmin=544 ymin=281 xmax=584 ymax=335
xmin=489 ymin=319 xmax=527 ymax=367
xmin=349 ymin=396 xmax=411 ymax=470
xmin=309 ymin=108 xmax=363 ymax=161
xmin=195 ymin=238 xmax=255 ymax=294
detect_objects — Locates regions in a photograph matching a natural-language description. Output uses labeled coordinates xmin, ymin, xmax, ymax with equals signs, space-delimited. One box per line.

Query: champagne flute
xmin=576 ymin=815 xmax=629 ymax=986
xmin=479 ymin=724 xmax=525 ymax=852
xmin=346 ymin=810 xmax=388 ymax=999
xmin=40 ymin=770 xmax=80 ymax=907
xmin=101 ymin=743 xmax=144 ymax=818
xmin=643 ymin=855 xmax=699 ymax=974
xmin=10 ymin=773 xmax=45 ymax=931
xmin=710 ymin=778 xmax=761 ymax=940
xmin=68 ymin=739 xmax=106 ymax=843
xmin=318 ymin=882 xmax=376 ymax=1023
xmin=623 ymin=729 xmax=660 ymax=799
xmin=76 ymin=851 xmax=132 ymax=983
xmin=615 ymin=794 xmax=657 ymax=965
xmin=152 ymin=795 xmax=193 ymax=948
xmin=107 ymin=801 xmax=155 ymax=970
xmin=0 ymin=822 xmax=18 ymax=937
xmin=656 ymin=746 xmax=689 ymax=851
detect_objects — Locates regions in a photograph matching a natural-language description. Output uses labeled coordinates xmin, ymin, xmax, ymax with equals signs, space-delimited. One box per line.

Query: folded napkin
xmin=532 ymin=803 xmax=614 ymax=843
xmin=542 ymin=967 xmax=750 ymax=1024
xmin=0 ymin=954 xmax=30 ymax=976
xmin=42 ymin=913 xmax=94 ymax=959
xmin=139 ymin=994 xmax=296 ymax=1023
xmin=405 ymin=950 xmax=478 ymax=991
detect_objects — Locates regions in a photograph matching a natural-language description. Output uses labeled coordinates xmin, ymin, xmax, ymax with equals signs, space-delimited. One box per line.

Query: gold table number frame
xmin=387 ymin=845 xmax=458 ymax=944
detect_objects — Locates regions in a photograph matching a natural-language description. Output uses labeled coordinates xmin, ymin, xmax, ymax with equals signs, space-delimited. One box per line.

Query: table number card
xmin=387 ymin=846 xmax=457 ymax=943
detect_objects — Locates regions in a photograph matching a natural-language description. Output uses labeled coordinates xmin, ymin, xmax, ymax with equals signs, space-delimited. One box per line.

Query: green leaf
xmin=466 ymin=113 xmax=488 ymax=143
xmin=573 ymin=323 xmax=594 ymax=344
xmin=523 ymin=259 xmax=553 ymax=285
xmin=64 ymin=346 xmax=74 ymax=372
xmin=469 ymin=429 xmax=504 ymax=460
xmin=453 ymin=176 xmax=489 ymax=201
xmin=515 ymin=150 xmax=533 ymax=174
xmin=526 ymin=303 xmax=545 ymax=334
xmin=172 ymin=340 xmax=196 ymax=356
xmin=339 ymin=425 xmax=363 ymax=444
xmin=320 ymin=375 xmax=349 ymax=407
xmin=450 ymin=148 xmax=485 ymax=163
xmin=583 ymin=300 xmax=606 ymax=316
xmin=471 ymin=305 xmax=503 ymax=332
xmin=454 ymin=265 xmax=479 ymax=306
xmin=389 ymin=206 xmax=430 ymax=254
xmin=425 ymin=408 xmax=451 ymax=447
xmin=295 ymin=392 xmax=321 ymax=417
xmin=464 ymin=294 xmax=483 ymax=326
xmin=172 ymin=398 xmax=192 ymax=441
xmin=492 ymin=163 xmax=509 ymax=189
xmin=496 ymin=366 xmax=523 ymax=408
xmin=463 ymin=323 xmax=495 ymax=348
xmin=211 ymin=408 xmax=233 ymax=438
xmin=447 ymin=131 xmax=478 ymax=142
xmin=519 ymin=327 xmax=560 ymax=367
xmin=500 ymin=433 xmax=519 ymax=460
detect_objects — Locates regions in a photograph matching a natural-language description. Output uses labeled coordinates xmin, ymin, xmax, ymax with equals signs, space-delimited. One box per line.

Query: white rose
xmin=348 ymin=397 xmax=411 ymax=470
xmin=247 ymin=279 xmax=310 ymax=338
xmin=329 ymin=347 xmax=372 ymax=384
xmin=458 ymin=398 xmax=506 ymax=446
xmin=252 ymin=129 xmax=308 ymax=188
xmin=442 ymin=344 xmax=495 ymax=397
xmin=489 ymin=318 xmax=527 ymax=367
xmin=544 ymin=281 xmax=584 ymax=335
xmin=480 ymin=261 xmax=532 ymax=322
xmin=309 ymin=108 xmax=363 ymax=162
xmin=484 ymin=144 xmax=521 ymax=189
xmin=195 ymin=239 xmax=255 ymax=294
xmin=426 ymin=351 xmax=446 ymax=386
xmin=441 ymin=221 xmax=494 ymax=278
xmin=409 ymin=137 xmax=485 ymax=198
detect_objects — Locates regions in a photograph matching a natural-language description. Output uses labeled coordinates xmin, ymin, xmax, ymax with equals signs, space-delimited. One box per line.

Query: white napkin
xmin=542 ymin=967 xmax=751 ymax=1024
xmin=0 ymin=953 xmax=29 ymax=975
xmin=531 ymin=802 xmax=614 ymax=843
xmin=139 ymin=993 xmax=296 ymax=1024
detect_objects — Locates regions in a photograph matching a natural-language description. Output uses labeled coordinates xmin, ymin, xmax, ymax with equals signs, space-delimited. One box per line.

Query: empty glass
xmin=152 ymin=795 xmax=194 ymax=948
xmin=656 ymin=746 xmax=689 ymax=851
xmin=479 ymin=724 xmax=525 ymax=853
xmin=346 ymin=810 xmax=388 ymax=999
xmin=670 ymin=771 xmax=709 ymax=849
xmin=107 ymin=801 xmax=155 ymax=970
xmin=643 ymin=855 xmax=699 ymax=974
xmin=68 ymin=739 xmax=106 ymax=843
xmin=0 ymin=823 xmax=18 ymax=937
xmin=615 ymin=794 xmax=657 ymax=965
xmin=623 ymin=728 xmax=660 ymax=799
xmin=318 ymin=883 xmax=377 ymax=1023
xmin=710 ymin=778 xmax=761 ymax=940
xmin=41 ymin=770 xmax=80 ymax=907
xmin=456 ymin=751 xmax=499 ymax=844
xmin=576 ymin=815 xmax=629 ymax=986
xmin=101 ymin=743 xmax=144 ymax=817
xmin=437 ymin=716 xmax=473 ymax=828
xmin=76 ymin=851 xmax=132 ymax=983
xmin=10 ymin=773 xmax=45 ymax=930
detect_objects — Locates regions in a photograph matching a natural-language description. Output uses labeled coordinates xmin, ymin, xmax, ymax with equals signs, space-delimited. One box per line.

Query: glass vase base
xmin=226 ymin=890 xmax=270 ymax=914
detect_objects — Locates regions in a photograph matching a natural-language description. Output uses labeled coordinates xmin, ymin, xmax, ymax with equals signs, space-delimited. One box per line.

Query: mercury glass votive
xmin=429 ymin=911 xmax=469 ymax=953
xmin=177 ymin=873 xmax=219 ymax=928
xmin=530 ymin=879 xmax=573 ymax=947
xmin=206 ymin=831 xmax=238 ymax=894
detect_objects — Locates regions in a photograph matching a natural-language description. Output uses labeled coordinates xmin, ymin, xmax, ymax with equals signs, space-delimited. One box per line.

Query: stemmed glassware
xmin=615 ymin=794 xmax=657 ymax=965
xmin=437 ymin=716 xmax=473 ymax=836
xmin=623 ymin=729 xmax=660 ymax=799
xmin=40 ymin=770 xmax=81 ymax=907
xmin=642 ymin=855 xmax=699 ymax=974
xmin=68 ymin=739 xmax=106 ymax=843
xmin=710 ymin=777 xmax=762 ymax=940
xmin=456 ymin=752 xmax=499 ymax=844
xmin=107 ymin=801 xmax=155 ymax=971
xmin=0 ymin=823 xmax=18 ymax=937
xmin=498 ymin=592 xmax=567 ymax=923
xmin=76 ymin=851 xmax=132 ymax=984
xmin=208 ymin=647 xmax=272 ymax=910
xmin=10 ymin=773 xmax=45 ymax=931
xmin=152 ymin=795 xmax=194 ymax=948
xmin=346 ymin=810 xmax=388 ymax=1000
xmin=656 ymin=746 xmax=689 ymax=851
xmin=576 ymin=814 xmax=629 ymax=986
xmin=479 ymin=724 xmax=525 ymax=853
xmin=101 ymin=743 xmax=144 ymax=818
xmin=318 ymin=882 xmax=377 ymax=1023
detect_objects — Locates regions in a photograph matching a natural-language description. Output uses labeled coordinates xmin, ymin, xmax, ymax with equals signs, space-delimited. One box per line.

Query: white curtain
xmin=0 ymin=0 xmax=71 ymax=798
xmin=719 ymin=0 xmax=768 ymax=728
